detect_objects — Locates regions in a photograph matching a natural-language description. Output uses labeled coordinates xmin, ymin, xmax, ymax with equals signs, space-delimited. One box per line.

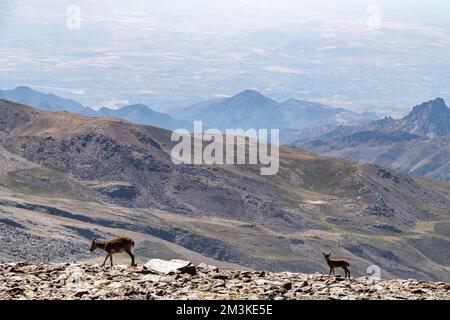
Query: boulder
xmin=143 ymin=259 xmax=196 ymax=275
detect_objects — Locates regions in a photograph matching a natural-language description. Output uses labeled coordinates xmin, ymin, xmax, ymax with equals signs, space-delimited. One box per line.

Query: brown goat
xmin=90 ymin=237 xmax=136 ymax=267
xmin=323 ymin=252 xmax=351 ymax=278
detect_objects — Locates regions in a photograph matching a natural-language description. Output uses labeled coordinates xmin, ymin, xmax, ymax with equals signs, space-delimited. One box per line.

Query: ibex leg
xmin=101 ymin=254 xmax=109 ymax=267
xmin=344 ymin=267 xmax=350 ymax=279
xmin=126 ymin=249 xmax=136 ymax=266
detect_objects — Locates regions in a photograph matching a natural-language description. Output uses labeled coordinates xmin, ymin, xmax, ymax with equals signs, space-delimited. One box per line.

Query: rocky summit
xmin=0 ymin=260 xmax=449 ymax=300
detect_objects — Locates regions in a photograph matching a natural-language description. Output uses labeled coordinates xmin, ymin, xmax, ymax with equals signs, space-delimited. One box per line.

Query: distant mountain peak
xmin=14 ymin=86 xmax=33 ymax=92
xmin=228 ymin=89 xmax=278 ymax=108
xmin=408 ymin=97 xmax=449 ymax=117
xmin=366 ymin=98 xmax=450 ymax=138
xmin=237 ymin=89 xmax=264 ymax=97
xmin=10 ymin=86 xmax=37 ymax=97
xmin=231 ymin=89 xmax=274 ymax=101
xmin=95 ymin=103 xmax=190 ymax=130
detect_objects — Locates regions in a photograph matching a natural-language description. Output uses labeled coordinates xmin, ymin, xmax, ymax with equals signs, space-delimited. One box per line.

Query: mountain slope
xmin=301 ymin=98 xmax=450 ymax=182
xmin=2 ymin=99 xmax=450 ymax=280
xmin=279 ymin=98 xmax=376 ymax=129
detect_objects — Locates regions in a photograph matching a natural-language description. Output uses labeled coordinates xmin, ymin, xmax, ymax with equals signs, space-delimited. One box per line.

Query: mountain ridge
xmin=0 ymin=87 xmax=189 ymax=131
xmin=0 ymin=86 xmax=86 ymax=113
xmin=1 ymin=87 xmax=380 ymax=134
xmin=93 ymin=103 xmax=191 ymax=131
xmin=301 ymin=97 xmax=450 ymax=182
xmin=366 ymin=98 xmax=450 ymax=138
xmin=176 ymin=90 xmax=379 ymax=131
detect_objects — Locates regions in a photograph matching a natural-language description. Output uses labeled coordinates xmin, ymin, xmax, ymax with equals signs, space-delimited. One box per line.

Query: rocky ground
xmin=0 ymin=259 xmax=449 ymax=300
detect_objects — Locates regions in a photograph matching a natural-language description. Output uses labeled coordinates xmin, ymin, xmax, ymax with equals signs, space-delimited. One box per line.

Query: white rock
xmin=144 ymin=259 xmax=196 ymax=275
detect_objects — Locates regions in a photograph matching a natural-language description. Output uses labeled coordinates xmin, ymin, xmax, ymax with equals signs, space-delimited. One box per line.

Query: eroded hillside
xmin=1 ymin=99 xmax=450 ymax=280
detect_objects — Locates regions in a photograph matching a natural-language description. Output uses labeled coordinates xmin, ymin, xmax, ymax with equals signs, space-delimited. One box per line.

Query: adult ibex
xmin=90 ymin=237 xmax=136 ymax=267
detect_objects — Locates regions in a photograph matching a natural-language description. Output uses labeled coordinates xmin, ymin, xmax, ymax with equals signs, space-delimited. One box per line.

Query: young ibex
xmin=323 ymin=252 xmax=351 ymax=279
xmin=90 ymin=237 xmax=136 ymax=267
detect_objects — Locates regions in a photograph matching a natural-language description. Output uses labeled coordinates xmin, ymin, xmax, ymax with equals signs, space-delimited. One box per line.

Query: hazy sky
xmin=1 ymin=0 xmax=450 ymax=114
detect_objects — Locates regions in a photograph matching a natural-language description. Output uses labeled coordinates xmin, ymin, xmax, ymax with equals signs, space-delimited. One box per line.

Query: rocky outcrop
xmin=0 ymin=261 xmax=449 ymax=300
